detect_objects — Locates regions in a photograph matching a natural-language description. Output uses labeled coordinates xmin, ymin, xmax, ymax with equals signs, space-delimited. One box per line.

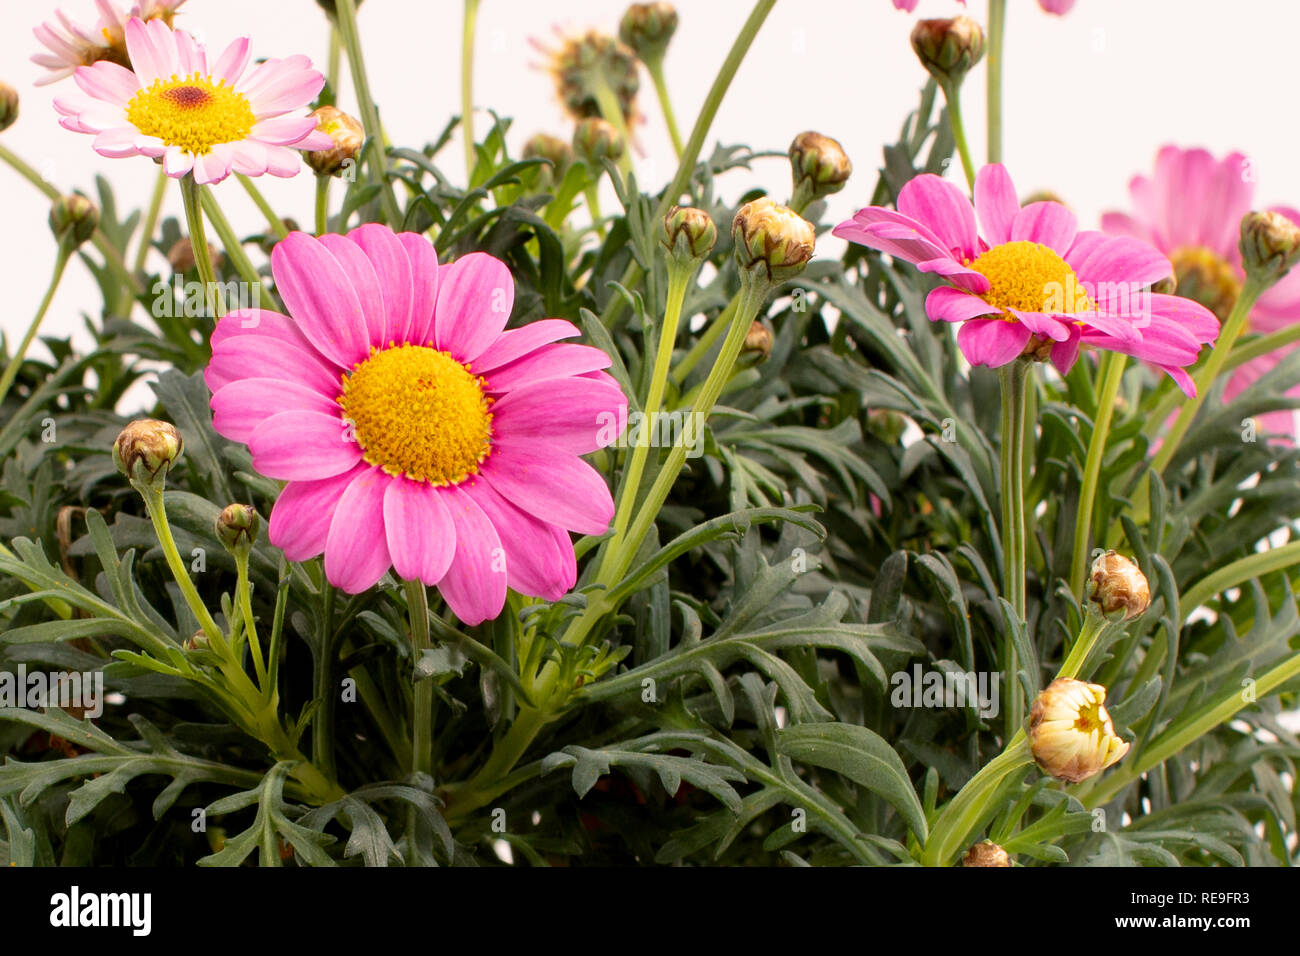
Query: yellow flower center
xmin=125 ymin=73 xmax=256 ymax=155
xmin=1169 ymin=245 xmax=1242 ymax=322
xmin=337 ymin=344 xmax=494 ymax=486
xmin=1073 ymin=698 xmax=1106 ymax=736
xmin=967 ymin=240 xmax=1094 ymax=315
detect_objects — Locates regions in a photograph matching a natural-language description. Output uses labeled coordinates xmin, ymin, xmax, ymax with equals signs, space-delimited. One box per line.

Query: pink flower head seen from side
xmin=32 ymin=0 xmax=188 ymax=85
xmin=1103 ymin=145 xmax=1300 ymax=439
xmin=53 ymin=17 xmax=333 ymax=184
xmin=206 ymin=225 xmax=628 ymax=625
xmin=833 ymin=163 xmax=1219 ymax=395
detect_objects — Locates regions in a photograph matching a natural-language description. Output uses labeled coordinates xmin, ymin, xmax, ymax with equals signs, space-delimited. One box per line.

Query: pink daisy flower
xmin=833 ymin=163 xmax=1219 ymax=394
xmin=206 ymin=226 xmax=628 ymax=625
xmin=32 ymin=0 xmax=187 ymax=86
xmin=1102 ymin=145 xmax=1300 ymax=439
xmin=53 ymin=17 xmax=333 ymax=184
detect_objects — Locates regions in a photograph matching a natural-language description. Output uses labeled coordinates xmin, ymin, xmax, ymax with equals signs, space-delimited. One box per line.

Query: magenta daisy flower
xmin=53 ymin=17 xmax=332 ymax=184
xmin=833 ymin=163 xmax=1219 ymax=395
xmin=1103 ymin=145 xmax=1300 ymax=438
xmin=206 ymin=226 xmax=627 ymax=625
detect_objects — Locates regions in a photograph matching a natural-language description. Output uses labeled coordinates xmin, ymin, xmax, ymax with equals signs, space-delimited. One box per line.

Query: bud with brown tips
xmin=216 ymin=504 xmax=260 ymax=555
xmin=742 ymin=320 xmax=772 ymax=361
xmin=113 ymin=420 xmax=183 ymax=488
xmin=573 ymin=117 xmax=625 ymax=167
xmin=1239 ymin=210 xmax=1300 ymax=287
xmin=1028 ymin=678 xmax=1130 ymax=783
xmin=962 ymin=841 xmax=1011 ymax=867
xmin=911 ymin=16 xmax=985 ymax=86
xmin=0 ymin=82 xmax=17 ymax=132
xmin=661 ymin=205 xmax=716 ymax=264
xmin=732 ymin=198 xmax=815 ymax=285
xmin=619 ymin=3 xmax=678 ymax=62
xmin=167 ymin=237 xmax=223 ymax=275
xmin=1088 ymin=551 xmax=1150 ymax=622
xmin=48 ymin=194 xmax=99 ymax=248
xmin=789 ymin=131 xmax=852 ymax=209
xmin=303 ymin=105 xmax=364 ymax=178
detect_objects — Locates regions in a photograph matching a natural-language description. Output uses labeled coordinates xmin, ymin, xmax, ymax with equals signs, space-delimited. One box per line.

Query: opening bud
xmin=910 ymin=16 xmax=985 ymax=86
xmin=742 ymin=320 xmax=772 ymax=361
xmin=216 ymin=503 xmax=260 ymax=554
xmin=789 ymin=131 xmax=852 ymax=202
xmin=661 ymin=205 xmax=717 ymax=264
xmin=303 ymin=105 xmax=364 ymax=178
xmin=0 ymin=82 xmax=17 ymax=132
xmin=573 ymin=117 xmax=625 ymax=167
xmin=1087 ymin=550 xmax=1150 ymax=621
xmin=1239 ymin=210 xmax=1300 ymax=287
xmin=962 ymin=841 xmax=1011 ymax=867
xmin=732 ymin=198 xmax=816 ymax=284
xmin=49 ymin=194 xmax=99 ymax=249
xmin=1029 ymin=678 xmax=1130 ymax=783
xmin=619 ymin=3 xmax=678 ymax=62
xmin=113 ymin=419 xmax=183 ymax=487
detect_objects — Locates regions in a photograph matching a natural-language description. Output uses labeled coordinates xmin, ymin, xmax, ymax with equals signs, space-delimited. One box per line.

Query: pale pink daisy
xmin=891 ymin=0 xmax=1074 ymax=14
xmin=206 ymin=226 xmax=627 ymax=625
xmin=32 ymin=0 xmax=187 ymax=86
xmin=834 ymin=163 xmax=1219 ymax=394
xmin=1103 ymin=145 xmax=1300 ymax=439
xmin=53 ymin=17 xmax=333 ymax=184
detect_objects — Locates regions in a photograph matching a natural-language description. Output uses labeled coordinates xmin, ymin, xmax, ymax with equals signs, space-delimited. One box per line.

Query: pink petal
xmin=1050 ymin=326 xmax=1082 ymax=375
xmin=956 ymin=319 xmax=1032 ymax=368
xmin=925 ymin=285 xmax=999 ymax=323
xmin=125 ymin=17 xmax=178 ymax=86
xmin=897 ymin=174 xmax=981 ymax=262
xmin=250 ymin=115 xmax=320 ymax=146
xmin=268 ymin=463 xmax=369 ymax=562
xmin=72 ymin=61 xmax=139 ymax=105
xmin=383 ymin=478 xmax=456 ymax=586
xmin=481 ymin=443 xmax=614 ymax=535
xmin=434 ymin=252 xmax=515 ymax=363
xmin=974 ymin=163 xmax=1019 ymax=246
xmin=466 ymin=481 xmax=576 ymax=600
xmin=270 ymin=232 xmax=373 ymax=367
xmin=211 ymin=377 xmax=339 ymax=442
xmin=317 ymin=233 xmax=388 ymax=349
xmin=349 ymin=224 xmax=415 ymax=345
xmin=206 ymin=334 xmax=342 ymax=395
xmin=1010 ymin=201 xmax=1077 ymax=253
xmin=248 ymin=409 xmax=362 ymax=480
xmin=398 ymin=233 xmax=440 ymax=345
xmin=485 ymin=343 xmax=612 ymax=392
xmin=212 ymin=36 xmax=251 ymax=84
xmin=435 ymin=485 xmax=507 ymax=626
xmin=471 ymin=319 xmax=581 ymax=372
xmin=1068 ymin=232 xmax=1172 ymax=288
xmin=492 ymin=378 xmax=627 ymax=455
xmin=325 ymin=468 xmax=393 ymax=593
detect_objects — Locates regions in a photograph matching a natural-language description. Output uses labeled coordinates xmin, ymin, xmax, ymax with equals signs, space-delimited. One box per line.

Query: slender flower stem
xmin=0 ymin=240 xmax=72 ymax=409
xmin=197 ymin=188 xmax=276 ymax=311
xmin=461 ymin=0 xmax=480 ymax=182
xmin=327 ymin=23 xmax=341 ymax=92
xmin=999 ymin=359 xmax=1029 ymax=733
xmin=140 ymin=484 xmax=223 ymax=645
xmin=1151 ymin=277 xmax=1263 ymax=474
xmin=584 ymin=183 xmax=606 ymax=238
xmin=613 ymin=263 xmax=692 ymax=539
xmin=1058 ymin=611 xmax=1109 ymax=681
xmin=264 ymin=556 xmax=290 ymax=703
xmin=312 ymin=581 xmax=337 ymax=780
xmin=590 ymin=76 xmax=634 ymax=179
xmin=674 ymin=296 xmax=738 ymax=385
xmin=179 ymin=174 xmax=223 ymax=319
xmin=921 ymin=731 xmax=1031 ymax=866
xmin=986 ymin=0 xmax=1006 ymax=165
xmin=1069 ymin=352 xmax=1126 ymax=597
xmin=334 ymin=0 xmax=402 ymax=225
xmin=645 ymin=56 xmax=684 ymax=157
xmin=132 ymin=167 xmax=169 ymax=275
xmin=234 ymin=552 xmax=267 ymax=687
xmin=405 ymin=578 xmax=433 ymax=782
xmin=315 ymin=176 xmax=331 ymax=235
xmin=236 ymin=174 xmax=289 ymax=239
xmin=939 ymin=80 xmax=976 ymax=190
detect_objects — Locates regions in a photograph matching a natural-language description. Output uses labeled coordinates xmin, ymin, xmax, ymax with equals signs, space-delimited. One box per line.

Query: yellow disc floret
xmin=125 ymin=73 xmax=256 ymax=155
xmin=1169 ymin=245 xmax=1242 ymax=321
xmin=338 ymin=344 xmax=494 ymax=485
xmin=967 ymin=240 xmax=1094 ymax=315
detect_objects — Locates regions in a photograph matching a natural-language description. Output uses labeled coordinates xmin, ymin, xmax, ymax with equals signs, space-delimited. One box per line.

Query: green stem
xmin=0 ymin=240 xmax=72 ymax=409
xmin=179 ymin=174 xmax=223 ymax=319
xmin=584 ymin=183 xmax=605 ymax=238
xmin=327 ymin=24 xmax=341 ymax=92
xmin=590 ymin=76 xmax=633 ymax=179
xmin=236 ymin=174 xmax=289 ymax=239
xmin=141 ymin=484 xmax=223 ymax=645
xmin=613 ymin=263 xmax=692 ymax=540
xmin=998 ymin=360 xmax=1029 ymax=732
xmin=265 ymin=556 xmax=289 ymax=703
xmin=334 ymin=0 xmax=402 ymax=225
xmin=312 ymin=582 xmax=337 ymax=780
xmin=131 ymin=167 xmax=168 ymax=274
xmin=315 ymin=176 xmax=331 ymax=235
xmin=235 ymin=552 xmax=267 ymax=688
xmin=1069 ymin=353 xmax=1125 ymax=597
xmin=405 ymin=578 xmax=433 ymax=781
xmin=461 ymin=0 xmax=480 ymax=182
xmin=645 ymin=56 xmax=684 ymax=157
xmin=197 ymin=188 xmax=275 ymax=310
xmin=987 ymin=0 xmax=1006 ymax=164
xmin=1058 ymin=611 xmax=1108 ymax=681
xmin=921 ymin=731 xmax=1031 ymax=866
xmin=674 ymin=297 xmax=738 ymax=385
xmin=939 ymin=80 xmax=976 ymax=190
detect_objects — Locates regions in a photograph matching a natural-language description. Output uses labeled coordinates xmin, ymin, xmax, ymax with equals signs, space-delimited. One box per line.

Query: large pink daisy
xmin=53 ymin=17 xmax=332 ymax=184
xmin=206 ymin=226 xmax=627 ymax=625
xmin=1102 ymin=145 xmax=1300 ymax=439
xmin=833 ymin=163 xmax=1219 ymax=394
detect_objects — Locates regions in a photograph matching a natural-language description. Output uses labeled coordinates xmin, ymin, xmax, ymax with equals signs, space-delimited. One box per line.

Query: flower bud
xmin=1028 ymin=678 xmax=1130 ymax=783
xmin=1087 ymin=550 xmax=1150 ymax=621
xmin=661 ymin=205 xmax=717 ymax=264
xmin=0 ymin=82 xmax=18 ymax=132
xmin=185 ymin=630 xmax=207 ymax=652
xmin=523 ymin=133 xmax=573 ymax=186
xmin=1239 ymin=210 xmax=1300 ymax=286
xmin=215 ymin=503 xmax=260 ymax=554
xmin=572 ymin=117 xmax=625 ymax=167
xmin=732 ymin=198 xmax=815 ymax=284
xmin=962 ymin=841 xmax=1011 ymax=867
xmin=910 ymin=16 xmax=985 ymax=86
xmin=619 ymin=2 xmax=678 ymax=62
xmin=303 ymin=105 xmax=364 ymax=178
xmin=545 ymin=31 xmax=640 ymax=127
xmin=1169 ymin=246 xmax=1240 ymax=321
xmin=113 ymin=419 xmax=183 ymax=487
xmin=866 ymin=408 xmax=907 ymax=445
xmin=167 ymin=237 xmax=223 ymax=275
xmin=48 ymin=194 xmax=99 ymax=249
xmin=789 ymin=131 xmax=852 ymax=201
xmin=743 ymin=320 xmax=772 ymax=361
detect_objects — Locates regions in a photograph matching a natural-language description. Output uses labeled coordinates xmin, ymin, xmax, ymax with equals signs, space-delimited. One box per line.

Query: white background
xmin=1 ymin=0 xmax=1297 ymax=357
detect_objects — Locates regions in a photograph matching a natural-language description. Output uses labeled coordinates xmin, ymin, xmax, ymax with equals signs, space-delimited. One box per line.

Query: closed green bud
xmin=523 ymin=133 xmax=573 ymax=186
xmin=1239 ymin=210 xmax=1300 ymax=287
xmin=910 ymin=15 xmax=985 ymax=86
xmin=0 ymin=82 xmax=17 ymax=133
xmin=573 ymin=117 xmax=625 ymax=167
xmin=49 ymin=194 xmax=99 ymax=248
xmin=789 ymin=131 xmax=852 ymax=201
xmin=661 ymin=205 xmax=716 ymax=264
xmin=215 ymin=503 xmax=260 ymax=554
xmin=619 ymin=3 xmax=678 ymax=62
xmin=113 ymin=419 xmax=183 ymax=487
xmin=732 ymin=198 xmax=815 ymax=284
